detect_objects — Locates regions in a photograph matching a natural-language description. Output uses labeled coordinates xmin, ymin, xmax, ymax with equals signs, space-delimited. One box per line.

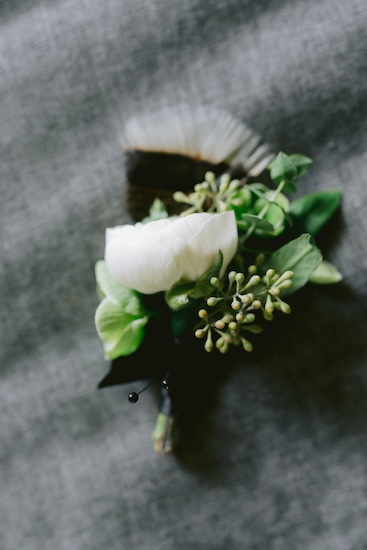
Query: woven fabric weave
xmin=1 ymin=1 xmax=367 ymax=549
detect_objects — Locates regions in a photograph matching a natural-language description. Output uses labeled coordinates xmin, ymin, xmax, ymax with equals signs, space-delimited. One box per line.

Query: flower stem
xmin=151 ymin=383 xmax=178 ymax=455
xmin=241 ymin=179 xmax=286 ymax=244
xmin=151 ymin=413 xmax=178 ymax=455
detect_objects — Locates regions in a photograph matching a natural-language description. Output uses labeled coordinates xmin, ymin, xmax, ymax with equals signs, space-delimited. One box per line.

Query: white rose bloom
xmin=105 ymin=211 xmax=238 ymax=294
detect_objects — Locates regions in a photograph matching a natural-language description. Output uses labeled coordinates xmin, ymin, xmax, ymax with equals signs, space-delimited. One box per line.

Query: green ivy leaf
xmin=95 ymin=298 xmax=148 ymax=359
xmin=141 ymin=198 xmax=169 ymax=223
xmin=268 ymin=152 xmax=298 ymax=192
xmin=95 ymin=260 xmax=145 ymax=316
xmin=95 ymin=261 xmax=149 ymax=358
xmin=229 ymin=187 xmax=252 ymax=220
xmin=289 ymin=189 xmax=342 ymax=236
xmin=238 ymin=214 xmax=275 ymax=232
xmin=268 ymin=152 xmax=313 ymax=193
xmin=165 ymin=250 xmax=224 ymax=310
xmin=263 ymin=233 xmax=323 ymax=295
xmin=288 ymin=154 xmax=313 ymax=176
xmin=252 ymin=191 xmax=290 ymax=236
xmin=309 ymin=260 xmax=343 ymax=284
xmin=165 ymin=281 xmax=195 ymax=310
xmin=190 ymin=250 xmax=224 ymax=299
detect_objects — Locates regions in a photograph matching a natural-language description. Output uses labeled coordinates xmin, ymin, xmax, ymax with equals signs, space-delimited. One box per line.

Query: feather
xmin=122 ymin=105 xmax=274 ymax=220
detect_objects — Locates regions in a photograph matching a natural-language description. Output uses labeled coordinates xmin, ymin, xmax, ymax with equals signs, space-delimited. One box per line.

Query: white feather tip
xmin=123 ymin=105 xmax=274 ymax=176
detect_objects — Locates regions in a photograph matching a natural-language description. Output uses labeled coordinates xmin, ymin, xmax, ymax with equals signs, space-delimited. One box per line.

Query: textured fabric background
xmin=1 ymin=1 xmax=367 ymax=549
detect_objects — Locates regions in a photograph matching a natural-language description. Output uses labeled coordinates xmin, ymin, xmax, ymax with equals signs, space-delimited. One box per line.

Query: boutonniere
xmin=94 ymin=106 xmax=342 ymax=454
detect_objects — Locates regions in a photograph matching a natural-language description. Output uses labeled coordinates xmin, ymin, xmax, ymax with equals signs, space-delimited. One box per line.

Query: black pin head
xmin=127 ymin=380 xmax=156 ymax=403
xmin=128 ymin=392 xmax=139 ymax=403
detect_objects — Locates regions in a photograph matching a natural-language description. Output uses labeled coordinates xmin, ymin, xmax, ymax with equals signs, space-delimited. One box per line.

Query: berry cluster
xmin=195 ymin=264 xmax=294 ymax=353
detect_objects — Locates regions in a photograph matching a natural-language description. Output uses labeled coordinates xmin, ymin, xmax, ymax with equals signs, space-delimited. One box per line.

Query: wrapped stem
xmin=151 ymin=384 xmax=178 ymax=455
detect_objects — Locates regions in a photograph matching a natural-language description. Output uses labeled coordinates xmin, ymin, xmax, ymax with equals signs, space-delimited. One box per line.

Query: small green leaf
xmin=268 ymin=152 xmax=298 ymax=191
xmin=309 ymin=260 xmax=343 ymax=285
xmin=95 ymin=297 xmax=148 ymax=359
xmin=238 ymin=214 xmax=275 ymax=231
xmin=141 ymin=198 xmax=169 ymax=223
xmin=95 ymin=261 xmax=145 ymax=316
xmin=288 ymin=154 xmax=313 ymax=176
xmin=94 ymin=263 xmax=149 ymax=358
xmin=165 ymin=281 xmax=195 ymax=310
xmin=190 ymin=250 xmax=224 ymax=299
xmin=252 ymin=191 xmax=290 ymax=236
xmin=268 ymin=152 xmax=313 ymax=193
xmin=165 ymin=250 xmax=224 ymax=309
xmin=289 ymin=189 xmax=342 ymax=236
xmin=263 ymin=233 xmax=323 ymax=295
xmin=229 ymin=187 xmax=252 ymax=220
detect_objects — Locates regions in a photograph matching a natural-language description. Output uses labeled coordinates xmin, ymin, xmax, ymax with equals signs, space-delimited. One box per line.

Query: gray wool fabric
xmin=1 ymin=1 xmax=367 ymax=549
